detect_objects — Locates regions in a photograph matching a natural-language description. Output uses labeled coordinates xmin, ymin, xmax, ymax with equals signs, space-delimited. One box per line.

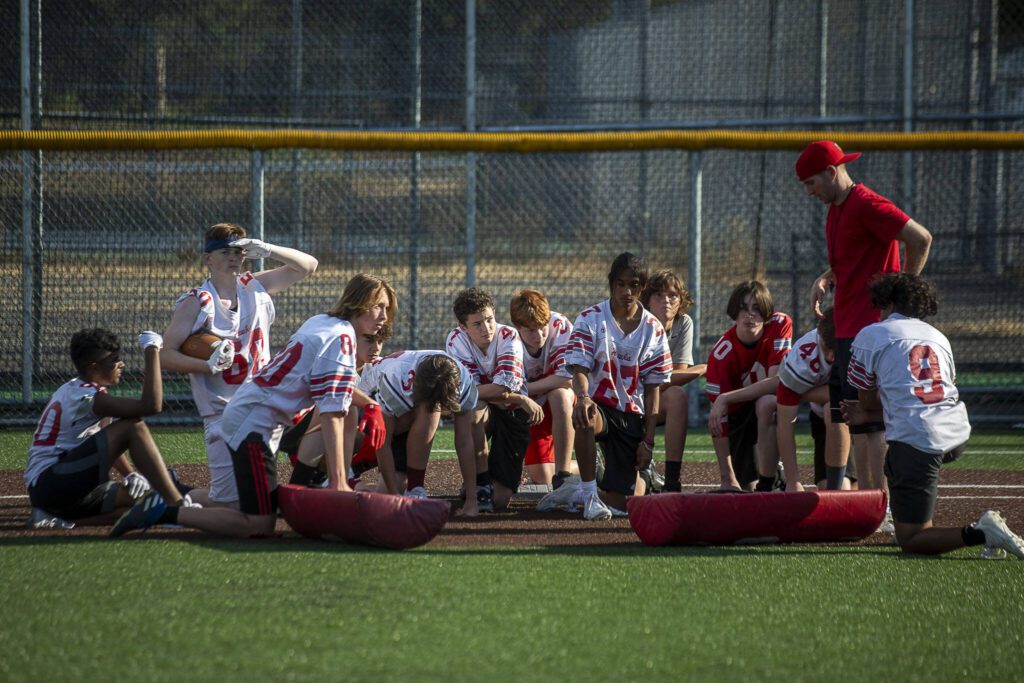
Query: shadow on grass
xmin=0 ymin=531 xmax=911 ymax=560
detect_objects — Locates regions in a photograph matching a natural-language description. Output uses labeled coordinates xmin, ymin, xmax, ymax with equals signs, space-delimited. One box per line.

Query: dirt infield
xmin=3 ymin=461 xmax=1023 ymax=548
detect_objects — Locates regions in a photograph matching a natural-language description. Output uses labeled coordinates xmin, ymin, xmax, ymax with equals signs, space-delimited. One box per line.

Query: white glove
xmin=229 ymin=238 xmax=273 ymax=259
xmin=207 ymin=339 xmax=234 ymax=375
xmin=123 ymin=472 xmax=151 ymax=500
xmin=138 ymin=331 xmax=163 ymax=350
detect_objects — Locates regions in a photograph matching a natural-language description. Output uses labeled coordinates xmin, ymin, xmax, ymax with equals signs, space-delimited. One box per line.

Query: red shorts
xmin=524 ymin=403 xmax=555 ymax=466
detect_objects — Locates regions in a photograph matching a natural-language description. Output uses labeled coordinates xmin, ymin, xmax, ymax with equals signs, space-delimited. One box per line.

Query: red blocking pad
xmin=278 ymin=484 xmax=449 ymax=550
xmin=627 ymin=490 xmax=887 ymax=546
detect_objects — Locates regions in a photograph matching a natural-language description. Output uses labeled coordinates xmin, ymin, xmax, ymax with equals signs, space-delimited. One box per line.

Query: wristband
xmin=642 ymin=437 xmax=655 ymax=448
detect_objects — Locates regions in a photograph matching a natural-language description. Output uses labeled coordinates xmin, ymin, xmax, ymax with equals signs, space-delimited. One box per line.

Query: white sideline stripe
xmin=431 ymin=448 xmax=1020 ymax=456
xmin=941 ymin=496 xmax=1024 ymax=500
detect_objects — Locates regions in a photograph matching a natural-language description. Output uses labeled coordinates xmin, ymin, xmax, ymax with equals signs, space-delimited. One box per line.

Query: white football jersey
xmin=176 ymin=272 xmax=275 ymax=417
xmin=521 ymin=312 xmax=572 ymax=383
xmin=221 ymin=314 xmax=357 ymax=449
xmin=558 ymin=300 xmax=672 ymax=415
xmin=25 ymin=379 xmax=106 ymax=487
xmin=778 ymin=328 xmax=832 ymax=396
xmin=444 ymin=323 xmax=525 ymax=394
xmin=848 ymin=313 xmax=970 ymax=454
xmin=357 ymin=350 xmax=478 ymax=418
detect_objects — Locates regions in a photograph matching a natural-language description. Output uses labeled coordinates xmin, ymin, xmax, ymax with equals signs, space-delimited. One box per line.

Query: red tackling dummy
xmin=278 ymin=484 xmax=449 ymax=550
xmin=627 ymin=490 xmax=887 ymax=546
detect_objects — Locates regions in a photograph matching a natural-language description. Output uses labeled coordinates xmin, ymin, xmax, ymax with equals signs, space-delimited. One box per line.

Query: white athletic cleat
xmin=26 ymin=507 xmax=75 ymax=530
xmin=980 ymin=545 xmax=1007 ymax=560
xmin=975 ymin=510 xmax=1024 ymax=560
xmin=608 ymin=504 xmax=628 ymax=518
xmin=878 ymin=510 xmax=895 ymax=535
xmin=537 ymin=481 xmax=581 ymax=512
xmin=404 ymin=486 xmax=428 ymax=500
xmin=582 ymin=492 xmax=612 ymax=521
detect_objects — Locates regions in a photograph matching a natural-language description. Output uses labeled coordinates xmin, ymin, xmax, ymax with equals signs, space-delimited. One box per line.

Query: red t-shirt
xmin=826 ymin=184 xmax=908 ymax=337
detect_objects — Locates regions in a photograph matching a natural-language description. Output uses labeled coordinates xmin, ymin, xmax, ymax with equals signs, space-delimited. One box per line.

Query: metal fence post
xmin=19 ymin=0 xmax=33 ymax=405
xmin=903 ymin=0 xmax=915 ymax=214
xmin=465 ymin=0 xmax=477 ymax=288
xmin=290 ymin=0 xmax=305 ymax=252
xmin=687 ymin=151 xmax=703 ymax=426
xmin=251 ymin=150 xmax=265 ymax=272
xmin=409 ymin=0 xmax=422 ymax=349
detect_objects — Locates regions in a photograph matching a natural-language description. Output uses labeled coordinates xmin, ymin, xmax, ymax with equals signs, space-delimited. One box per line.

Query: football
xmin=180 ymin=331 xmax=225 ymax=360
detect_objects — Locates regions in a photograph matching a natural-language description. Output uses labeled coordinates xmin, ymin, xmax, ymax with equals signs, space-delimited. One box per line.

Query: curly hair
xmin=607 ymin=252 xmax=648 ymax=293
xmin=412 ymin=354 xmax=464 ymax=414
xmin=70 ymin=328 xmax=121 ymax=376
xmin=326 ymin=274 xmax=397 ymax=325
xmin=726 ymin=280 xmax=774 ymax=321
xmin=642 ymin=270 xmax=694 ymax=315
xmin=869 ymin=273 xmax=939 ymax=320
xmin=509 ymin=289 xmax=551 ymax=329
xmin=453 ymin=287 xmax=495 ymax=325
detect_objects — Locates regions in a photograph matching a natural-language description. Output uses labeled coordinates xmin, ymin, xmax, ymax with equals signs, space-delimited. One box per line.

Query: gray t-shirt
xmin=667 ymin=313 xmax=694 ymax=366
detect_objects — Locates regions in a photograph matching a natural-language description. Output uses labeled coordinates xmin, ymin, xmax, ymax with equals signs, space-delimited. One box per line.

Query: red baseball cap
xmin=795 ymin=140 xmax=862 ymax=181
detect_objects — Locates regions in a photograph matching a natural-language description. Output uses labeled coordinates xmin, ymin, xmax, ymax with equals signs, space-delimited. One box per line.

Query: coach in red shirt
xmin=797 ymin=140 xmax=932 ymax=494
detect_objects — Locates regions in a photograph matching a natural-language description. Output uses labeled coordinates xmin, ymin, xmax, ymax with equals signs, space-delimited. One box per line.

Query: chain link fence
xmin=2 ymin=0 xmax=1023 ymax=425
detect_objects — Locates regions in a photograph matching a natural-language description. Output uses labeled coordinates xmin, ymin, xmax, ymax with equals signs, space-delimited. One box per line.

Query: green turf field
xmin=1 ymin=538 xmax=1022 ymax=680
xmin=2 ymin=426 xmax=1023 ymax=681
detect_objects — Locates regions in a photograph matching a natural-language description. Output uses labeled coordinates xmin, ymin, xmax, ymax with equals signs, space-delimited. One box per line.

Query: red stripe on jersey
xmin=640 ymin=353 xmax=672 ymax=372
xmin=311 ymin=384 xmax=354 ymax=399
xmin=310 ymin=372 xmax=357 ymax=386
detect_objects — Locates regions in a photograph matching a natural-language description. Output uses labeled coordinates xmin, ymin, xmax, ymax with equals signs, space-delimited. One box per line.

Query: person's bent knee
xmin=755 ymin=395 xmax=776 ymax=423
xmin=662 ymin=385 xmax=686 ymax=411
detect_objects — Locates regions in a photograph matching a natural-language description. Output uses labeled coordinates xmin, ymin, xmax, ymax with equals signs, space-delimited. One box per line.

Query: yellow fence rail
xmin=2 ymin=129 xmax=1024 ymax=153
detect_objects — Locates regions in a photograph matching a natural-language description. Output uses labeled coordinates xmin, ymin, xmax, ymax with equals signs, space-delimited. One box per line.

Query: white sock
xmin=580 ymin=479 xmax=597 ymax=496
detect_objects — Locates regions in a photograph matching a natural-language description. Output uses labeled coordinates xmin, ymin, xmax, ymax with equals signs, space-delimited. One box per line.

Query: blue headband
xmin=204 ymin=238 xmax=236 ymax=253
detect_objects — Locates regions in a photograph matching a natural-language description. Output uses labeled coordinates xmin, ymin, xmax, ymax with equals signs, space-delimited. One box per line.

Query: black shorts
xmin=727 ymin=402 xmax=758 ymax=487
xmin=810 ymin=411 xmax=858 ymax=484
xmin=884 ymin=440 xmax=964 ymax=525
xmin=229 ymin=432 xmax=279 ymax=516
xmin=486 ymin=406 xmax=532 ymax=492
xmin=594 ymin=402 xmax=646 ymax=496
xmin=830 ymin=337 xmax=884 ymax=435
xmin=277 ymin=408 xmax=315 ymax=458
xmin=27 ymin=430 xmax=120 ymax=520
xmin=359 ymin=430 xmax=408 ymax=476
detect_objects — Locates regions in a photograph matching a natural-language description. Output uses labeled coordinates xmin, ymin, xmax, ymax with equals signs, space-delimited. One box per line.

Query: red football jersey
xmin=705 ymin=312 xmax=793 ymax=409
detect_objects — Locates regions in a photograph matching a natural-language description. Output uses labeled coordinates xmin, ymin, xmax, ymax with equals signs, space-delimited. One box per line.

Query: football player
xmin=705 ymin=281 xmax=793 ymax=491
xmin=284 ymin=322 xmax=392 ymax=490
xmin=508 ymin=289 xmax=576 ymax=488
xmin=843 ymin=273 xmax=1024 ymax=558
xmin=537 ymin=253 xmax=672 ymax=520
xmin=357 ymin=351 xmax=478 ymax=498
xmin=160 ymin=223 xmax=318 ymax=509
xmin=25 ymin=329 xmax=196 ymax=529
xmin=445 ymin=288 xmax=544 ymax=516
xmin=640 ymin=270 xmax=706 ymax=493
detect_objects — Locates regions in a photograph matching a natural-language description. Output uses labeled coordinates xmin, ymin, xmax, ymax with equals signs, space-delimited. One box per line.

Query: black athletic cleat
xmin=662 ymin=480 xmax=682 ymax=493
xmin=639 ymin=461 xmax=665 ymax=494
xmin=476 ymin=485 xmax=494 ymax=513
xmin=773 ymin=462 xmax=787 ymax=492
xmin=109 ymin=490 xmax=166 ymax=538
